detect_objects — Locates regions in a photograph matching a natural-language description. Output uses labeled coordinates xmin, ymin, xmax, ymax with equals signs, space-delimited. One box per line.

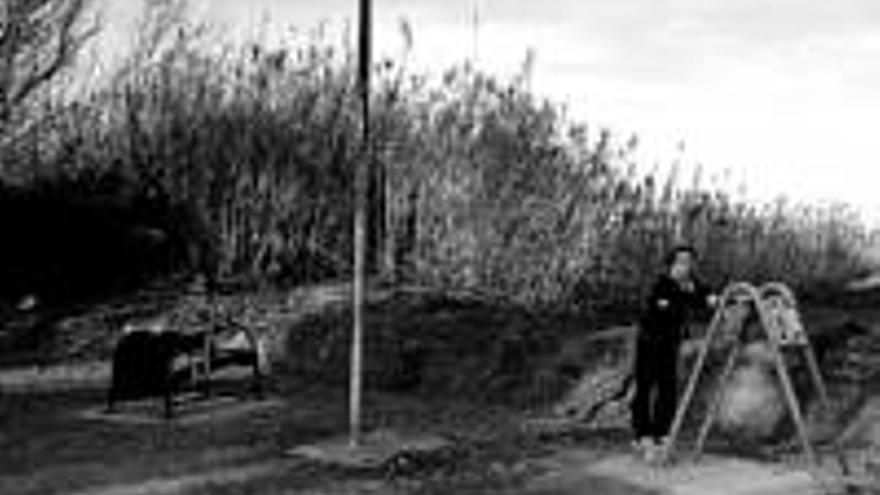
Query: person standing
xmin=631 ymin=245 xmax=717 ymax=462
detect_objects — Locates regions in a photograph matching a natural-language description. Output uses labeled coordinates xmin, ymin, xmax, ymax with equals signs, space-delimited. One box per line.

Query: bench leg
xmin=164 ymin=375 xmax=175 ymax=419
xmin=201 ymin=373 xmax=212 ymax=398
xmin=202 ymin=336 xmax=213 ymax=398
xmin=252 ymin=358 xmax=265 ymax=399
xmin=106 ymin=388 xmax=117 ymax=414
xmin=164 ymin=393 xmax=174 ymax=419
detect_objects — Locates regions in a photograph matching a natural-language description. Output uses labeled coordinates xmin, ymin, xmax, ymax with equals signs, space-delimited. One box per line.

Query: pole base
xmin=285 ymin=429 xmax=451 ymax=470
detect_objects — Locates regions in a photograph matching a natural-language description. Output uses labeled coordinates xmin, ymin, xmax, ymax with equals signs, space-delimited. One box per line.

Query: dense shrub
xmin=0 ymin=15 xmax=875 ymax=311
xmin=0 ymin=177 xmax=176 ymax=306
xmin=283 ymin=289 xmax=577 ymax=404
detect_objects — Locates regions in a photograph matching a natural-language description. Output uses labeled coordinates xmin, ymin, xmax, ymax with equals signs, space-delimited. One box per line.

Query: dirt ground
xmin=0 ymin=375 xmax=650 ymax=495
xmin=2 ymin=286 xmax=880 ymax=494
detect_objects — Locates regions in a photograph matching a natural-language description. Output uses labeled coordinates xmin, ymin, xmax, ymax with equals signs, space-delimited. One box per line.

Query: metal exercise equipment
xmin=660 ymin=281 xmax=829 ymax=468
xmin=106 ymin=285 xmax=265 ymax=419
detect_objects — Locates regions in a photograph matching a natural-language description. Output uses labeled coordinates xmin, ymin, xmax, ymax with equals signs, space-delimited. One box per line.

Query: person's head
xmin=664 ymin=245 xmax=699 ymax=281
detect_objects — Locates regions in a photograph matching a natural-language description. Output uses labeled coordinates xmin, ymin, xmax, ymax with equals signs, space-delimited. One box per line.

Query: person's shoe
xmin=651 ymin=436 xmax=671 ymax=464
xmin=644 ymin=442 xmax=661 ymax=464
xmin=632 ymin=437 xmax=653 ymax=460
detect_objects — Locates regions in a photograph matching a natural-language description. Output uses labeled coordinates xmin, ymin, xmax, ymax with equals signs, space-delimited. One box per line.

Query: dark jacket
xmin=639 ymin=274 xmax=711 ymax=344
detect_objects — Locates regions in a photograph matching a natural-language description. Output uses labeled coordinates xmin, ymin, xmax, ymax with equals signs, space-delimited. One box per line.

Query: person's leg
xmin=653 ymin=341 xmax=681 ymax=440
xmin=631 ymin=337 xmax=658 ymax=441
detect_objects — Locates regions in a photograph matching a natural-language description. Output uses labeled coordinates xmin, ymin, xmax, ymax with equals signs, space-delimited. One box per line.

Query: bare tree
xmin=109 ymin=0 xmax=191 ymax=86
xmin=0 ymin=0 xmax=97 ymax=133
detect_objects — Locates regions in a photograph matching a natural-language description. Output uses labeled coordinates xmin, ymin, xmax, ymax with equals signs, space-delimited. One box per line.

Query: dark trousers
xmin=631 ymin=334 xmax=680 ymax=439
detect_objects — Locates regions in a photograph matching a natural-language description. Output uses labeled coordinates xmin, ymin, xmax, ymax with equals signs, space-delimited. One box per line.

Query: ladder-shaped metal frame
xmin=660 ymin=281 xmax=829 ymax=467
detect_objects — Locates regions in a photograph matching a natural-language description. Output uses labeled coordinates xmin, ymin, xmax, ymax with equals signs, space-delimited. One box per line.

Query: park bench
xmin=106 ymin=290 xmax=266 ymax=419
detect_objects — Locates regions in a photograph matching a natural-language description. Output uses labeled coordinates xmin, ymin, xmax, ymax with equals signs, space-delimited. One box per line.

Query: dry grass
xmin=0 ymin=11 xmax=875 ymax=314
xmin=0 ymin=381 xmax=563 ymax=495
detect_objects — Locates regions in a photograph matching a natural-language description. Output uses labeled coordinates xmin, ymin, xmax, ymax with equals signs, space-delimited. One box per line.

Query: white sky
xmin=90 ymin=0 xmax=880 ymax=225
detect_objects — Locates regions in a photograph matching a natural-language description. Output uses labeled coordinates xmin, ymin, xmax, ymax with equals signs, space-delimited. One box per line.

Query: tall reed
xmin=0 ymin=20 xmax=873 ymax=311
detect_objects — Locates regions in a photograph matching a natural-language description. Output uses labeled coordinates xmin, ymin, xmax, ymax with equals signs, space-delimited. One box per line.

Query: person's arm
xmin=640 ymin=277 xmax=676 ymax=339
xmin=692 ymin=279 xmax=718 ymax=310
xmin=647 ymin=277 xmax=674 ymax=313
xmin=679 ymin=279 xmax=716 ymax=343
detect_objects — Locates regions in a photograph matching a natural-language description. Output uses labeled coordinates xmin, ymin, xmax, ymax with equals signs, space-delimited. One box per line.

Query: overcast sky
xmin=95 ymin=0 xmax=880 ymax=223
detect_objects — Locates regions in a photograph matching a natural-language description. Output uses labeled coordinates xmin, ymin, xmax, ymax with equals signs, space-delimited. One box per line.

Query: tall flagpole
xmin=350 ymin=0 xmax=371 ymax=448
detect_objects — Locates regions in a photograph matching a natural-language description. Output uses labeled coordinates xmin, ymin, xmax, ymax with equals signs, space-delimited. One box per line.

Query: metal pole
xmin=661 ymin=286 xmax=728 ymax=464
xmin=754 ymin=302 xmax=818 ymax=468
xmin=694 ymin=344 xmax=741 ymax=461
xmin=350 ymin=0 xmax=372 ymax=448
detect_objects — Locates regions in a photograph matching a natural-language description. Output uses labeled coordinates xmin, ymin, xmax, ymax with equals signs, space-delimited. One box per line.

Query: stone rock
xmin=717 ymin=343 xmax=786 ymax=441
xmin=740 ymin=340 xmax=776 ymax=366
xmin=551 ymin=364 xmax=632 ymax=425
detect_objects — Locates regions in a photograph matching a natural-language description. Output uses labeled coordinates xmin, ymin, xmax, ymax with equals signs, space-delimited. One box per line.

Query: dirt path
xmin=4 ymin=285 xmax=879 ymax=494
xmin=64 ymin=459 xmax=291 ymax=495
xmin=0 ymin=361 xmax=110 ymax=392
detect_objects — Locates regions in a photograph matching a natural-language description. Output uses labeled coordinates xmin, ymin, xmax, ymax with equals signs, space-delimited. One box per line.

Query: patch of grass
xmin=0 ymin=382 xmax=586 ymax=495
xmin=282 ymin=288 xmax=607 ymax=408
xmin=3 ymin=4 xmax=876 ymax=313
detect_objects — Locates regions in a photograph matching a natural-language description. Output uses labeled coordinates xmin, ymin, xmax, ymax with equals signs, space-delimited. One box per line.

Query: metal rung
xmin=660 ymin=281 xmax=832 ymax=471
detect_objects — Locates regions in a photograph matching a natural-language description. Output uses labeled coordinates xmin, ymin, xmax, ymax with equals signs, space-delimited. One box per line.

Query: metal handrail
xmin=661 ymin=281 xmax=829 ymax=471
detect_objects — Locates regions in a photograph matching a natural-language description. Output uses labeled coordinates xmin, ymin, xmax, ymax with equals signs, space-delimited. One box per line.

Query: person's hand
xmin=707 ymin=294 xmax=720 ymax=308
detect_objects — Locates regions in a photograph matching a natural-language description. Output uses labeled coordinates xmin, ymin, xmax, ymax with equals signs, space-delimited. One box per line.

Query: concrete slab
xmin=527 ymin=449 xmax=658 ymax=495
xmin=585 ymin=453 xmax=825 ymax=495
xmin=0 ymin=362 xmax=110 ymax=393
xmin=77 ymin=395 xmax=284 ymax=426
xmin=286 ymin=429 xmax=452 ymax=470
xmin=62 ymin=459 xmax=291 ymax=495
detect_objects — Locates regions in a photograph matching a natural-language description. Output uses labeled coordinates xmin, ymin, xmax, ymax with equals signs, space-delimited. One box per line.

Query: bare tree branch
xmin=110 ymin=0 xmax=188 ymax=85
xmin=10 ymin=0 xmax=97 ymax=106
xmin=0 ymin=0 xmax=97 ymax=129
